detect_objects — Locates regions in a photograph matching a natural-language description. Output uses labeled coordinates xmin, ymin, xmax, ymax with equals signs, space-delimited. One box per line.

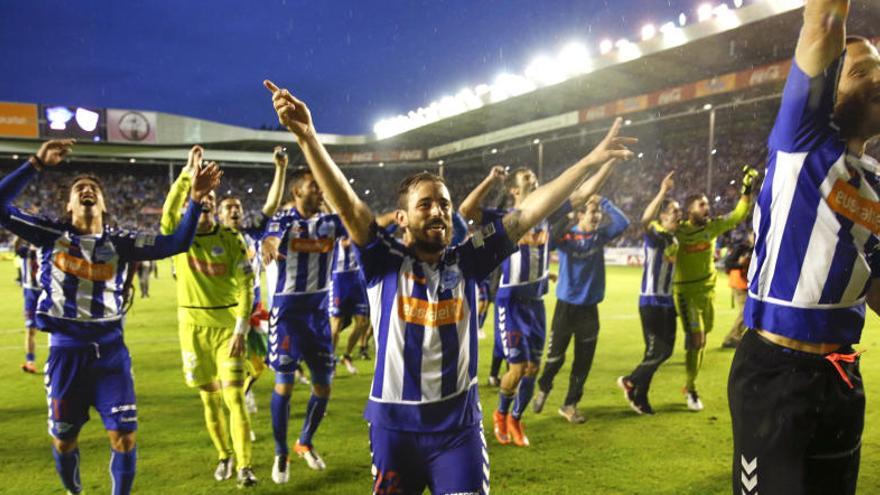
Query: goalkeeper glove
xmin=741 ymin=166 xmax=759 ymax=196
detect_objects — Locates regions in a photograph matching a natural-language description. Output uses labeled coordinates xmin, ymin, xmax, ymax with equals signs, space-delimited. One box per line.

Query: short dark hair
xmin=69 ymin=174 xmax=104 ymax=194
xmin=684 ymin=194 xmax=706 ymax=210
xmin=218 ymin=195 xmax=241 ymax=205
xmin=288 ymin=167 xmax=312 ymax=194
xmin=397 ymin=172 xmax=446 ymax=209
xmin=506 ymin=167 xmax=534 ymax=190
xmin=660 ymin=198 xmax=678 ymax=213
xmin=847 ymin=35 xmax=873 ymax=46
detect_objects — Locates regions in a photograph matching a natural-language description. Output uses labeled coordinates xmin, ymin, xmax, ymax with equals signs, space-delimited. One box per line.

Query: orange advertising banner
xmin=0 ymin=102 xmax=38 ymax=138
xmin=695 ymin=74 xmax=738 ymax=97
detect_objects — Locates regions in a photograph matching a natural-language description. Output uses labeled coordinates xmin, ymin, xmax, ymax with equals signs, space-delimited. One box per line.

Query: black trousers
xmin=728 ymin=330 xmax=864 ymax=495
xmin=627 ymin=305 xmax=676 ymax=396
xmin=537 ymin=300 xmax=599 ymax=406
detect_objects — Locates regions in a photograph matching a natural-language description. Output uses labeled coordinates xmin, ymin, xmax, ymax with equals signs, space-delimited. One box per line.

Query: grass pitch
xmin=2 ymin=261 xmax=879 ymax=494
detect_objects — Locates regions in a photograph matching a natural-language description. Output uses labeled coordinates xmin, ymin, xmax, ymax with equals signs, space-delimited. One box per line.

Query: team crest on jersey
xmin=94 ymin=244 xmax=116 ymax=262
xmin=317 ymin=221 xmax=333 ymax=237
xmin=440 ymin=267 xmax=462 ymax=292
xmin=211 ymin=245 xmax=225 ymax=257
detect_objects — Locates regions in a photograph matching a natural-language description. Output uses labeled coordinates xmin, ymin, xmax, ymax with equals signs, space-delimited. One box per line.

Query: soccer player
xmin=0 ymin=139 xmax=216 ymax=495
xmin=216 ymin=146 xmax=289 ymax=414
xmin=673 ymin=166 xmax=755 ymax=411
xmin=264 ymin=78 xmax=635 ymax=493
xmin=135 ymin=260 xmax=153 ymax=298
xmin=261 ymin=166 xmax=344 ymax=481
xmin=617 ymin=171 xmax=680 ymax=415
xmin=730 ymin=2 xmax=880 ymax=493
xmin=13 ymin=229 xmax=41 ymax=374
xmin=532 ymin=171 xmax=631 ymax=424
xmin=720 ymin=229 xmax=754 ymax=349
xmin=161 ymin=145 xmax=258 ymax=488
xmin=329 ymin=234 xmax=371 ymax=374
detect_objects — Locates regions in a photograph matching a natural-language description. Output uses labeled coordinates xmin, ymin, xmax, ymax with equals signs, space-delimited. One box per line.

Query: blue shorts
xmin=370 ymin=424 xmax=488 ymax=495
xmin=268 ymin=296 xmax=335 ymax=385
xmin=23 ymin=288 xmax=38 ymax=328
xmin=329 ymin=271 xmax=369 ymax=318
xmin=45 ymin=342 xmax=137 ymax=439
xmin=496 ymin=297 xmax=546 ymax=365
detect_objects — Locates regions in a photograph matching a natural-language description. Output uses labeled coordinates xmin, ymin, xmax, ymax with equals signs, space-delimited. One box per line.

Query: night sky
xmin=2 ymin=0 xmax=707 ymax=135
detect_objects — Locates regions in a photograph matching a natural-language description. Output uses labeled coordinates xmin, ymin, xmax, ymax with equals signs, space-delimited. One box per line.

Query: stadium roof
xmin=379 ymin=0 xmax=880 ymax=149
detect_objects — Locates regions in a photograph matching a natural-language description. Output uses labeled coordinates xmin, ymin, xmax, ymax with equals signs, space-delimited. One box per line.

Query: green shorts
xmin=178 ymin=323 xmax=246 ymax=387
xmin=674 ymin=289 xmax=715 ymax=334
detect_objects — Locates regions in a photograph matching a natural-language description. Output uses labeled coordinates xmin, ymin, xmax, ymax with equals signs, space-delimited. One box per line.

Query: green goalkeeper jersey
xmin=161 ymin=172 xmax=254 ymax=328
xmin=674 ymin=197 xmax=750 ymax=294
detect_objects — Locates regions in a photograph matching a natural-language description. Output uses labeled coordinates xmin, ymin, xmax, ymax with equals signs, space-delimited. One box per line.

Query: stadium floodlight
xmin=492 ymin=72 xmax=536 ymax=102
xmin=11 ymin=154 xmax=18 ymax=160
xmin=365 ymin=189 xmax=371 ymax=195
xmin=678 ymin=13 xmax=687 ymax=26
xmin=490 ymin=148 xmax=498 ymax=154
xmin=616 ymin=39 xmax=642 ymax=62
xmin=660 ymin=22 xmax=688 ymax=48
xmin=697 ymin=3 xmax=714 ymax=22
xmin=558 ymin=41 xmax=592 ymax=75
xmin=640 ymin=24 xmax=657 ymax=41
xmin=75 ymin=108 xmax=100 ymax=132
xmin=713 ymin=3 xmax=741 ymax=28
xmin=533 ymin=138 xmax=541 ymax=144
xmin=456 ymin=87 xmax=484 ymax=111
xmin=525 ymin=55 xmax=567 ymax=86
xmin=624 ymin=119 xmax=633 ymax=125
xmin=129 ymin=158 xmax=136 ymax=163
xmin=703 ymin=103 xmax=713 ymax=110
xmin=733 ymin=0 xmax=743 ymax=7
xmin=438 ymin=160 xmax=444 ymax=165
xmin=349 ymin=178 xmax=355 ymax=184
xmin=378 ymin=162 xmax=384 ymax=167
xmin=599 ymin=39 xmax=614 ymax=55
xmin=768 ymin=0 xmax=804 ymax=11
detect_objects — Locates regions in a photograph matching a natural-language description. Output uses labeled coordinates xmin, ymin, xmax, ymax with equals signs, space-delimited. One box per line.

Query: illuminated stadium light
xmin=615 ymin=39 xmax=642 ymax=62
xmin=532 ymin=138 xmax=541 ymax=144
xmin=624 ymin=119 xmax=633 ymax=125
xmin=703 ymin=103 xmax=713 ymax=110
xmin=129 ymin=158 xmax=136 ymax=163
xmin=697 ymin=3 xmax=714 ymax=22
xmin=372 ymin=0 xmax=750 ymax=139
xmin=11 ymin=154 xmax=18 ymax=160
xmin=557 ymin=42 xmax=592 ymax=76
xmin=349 ymin=178 xmax=355 ymax=184
xmin=525 ymin=55 xmax=567 ymax=86
xmin=46 ymin=106 xmax=74 ymax=130
xmin=490 ymin=148 xmax=498 ymax=154
xmin=378 ymin=162 xmax=384 ymax=167
xmin=365 ymin=189 xmax=371 ymax=195
xmin=438 ymin=160 xmax=444 ymax=165
xmin=247 ymin=187 xmax=253 ymax=194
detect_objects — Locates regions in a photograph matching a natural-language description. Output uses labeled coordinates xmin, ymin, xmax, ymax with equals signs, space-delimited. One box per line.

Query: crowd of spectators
xmin=2 ymin=118 xmax=878 ymax=252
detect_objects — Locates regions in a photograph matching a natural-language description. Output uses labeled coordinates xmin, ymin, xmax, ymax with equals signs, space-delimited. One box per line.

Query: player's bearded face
xmin=219 ymin=199 xmax=243 ymax=228
xmin=836 ymin=40 xmax=880 ymax=141
xmin=401 ymin=181 xmax=453 ymax=252
xmin=296 ymin=175 xmax=323 ymax=214
xmin=67 ymin=179 xmax=106 ymax=218
xmin=688 ymin=197 xmax=710 ymax=225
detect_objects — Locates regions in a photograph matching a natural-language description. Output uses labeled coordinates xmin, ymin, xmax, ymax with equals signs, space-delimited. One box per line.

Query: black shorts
xmin=728 ymin=330 xmax=864 ymax=495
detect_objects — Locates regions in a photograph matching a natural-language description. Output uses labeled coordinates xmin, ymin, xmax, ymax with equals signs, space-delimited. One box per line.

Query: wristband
xmin=30 ymin=155 xmax=45 ymax=171
xmin=234 ymin=317 xmax=249 ymax=336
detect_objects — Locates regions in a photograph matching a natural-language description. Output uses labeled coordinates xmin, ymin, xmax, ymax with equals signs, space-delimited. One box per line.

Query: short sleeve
xmin=456 ymin=216 xmax=517 ymax=281
xmin=265 ymin=212 xmax=291 ymax=238
xmin=354 ymin=223 xmax=406 ymax=286
xmin=769 ymin=54 xmax=843 ymax=153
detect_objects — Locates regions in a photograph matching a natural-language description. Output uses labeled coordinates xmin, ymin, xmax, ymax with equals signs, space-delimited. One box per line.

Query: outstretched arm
xmin=641 ymin=171 xmax=674 ymax=227
xmin=264 ymin=80 xmax=375 ymax=246
xmin=459 ymin=165 xmax=507 ymax=224
xmin=262 ymin=146 xmax=289 ymax=217
xmin=502 ymin=118 xmax=636 ymax=242
xmin=568 ymin=159 xmax=620 ymax=206
xmin=796 ymin=0 xmax=848 ymax=77
xmin=161 ymin=145 xmax=202 ymax=235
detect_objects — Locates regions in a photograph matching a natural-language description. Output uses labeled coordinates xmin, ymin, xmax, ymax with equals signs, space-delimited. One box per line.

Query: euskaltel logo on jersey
xmin=187 ymin=256 xmax=228 ymax=276
xmin=53 ymin=252 xmax=114 ymax=281
xmin=397 ymin=296 xmax=464 ymax=327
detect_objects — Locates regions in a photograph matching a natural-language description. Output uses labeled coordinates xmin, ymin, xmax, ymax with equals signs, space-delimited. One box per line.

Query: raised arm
xmin=709 ymin=166 xmax=758 ymax=235
xmin=568 ymin=159 xmax=620 ymax=206
xmin=502 ymin=118 xmax=636 ymax=242
xmin=264 ymin=80 xmax=374 ymax=246
xmin=600 ymin=198 xmax=631 ymax=241
xmin=641 ymin=171 xmax=674 ymax=227
xmin=261 ymin=146 xmax=289 ymax=217
xmin=124 ymin=163 xmax=221 ymax=261
xmin=459 ymin=165 xmax=507 ymax=224
xmin=0 ymin=140 xmax=74 ymax=246
xmin=161 ymin=145 xmax=201 ymax=235
xmin=796 ymin=0 xmax=848 ymax=77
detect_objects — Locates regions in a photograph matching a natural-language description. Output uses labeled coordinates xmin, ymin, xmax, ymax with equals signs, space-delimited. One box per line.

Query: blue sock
xmin=26 ymin=352 xmax=35 ymax=362
xmin=109 ymin=447 xmax=136 ymax=495
xmin=299 ymin=394 xmax=329 ymax=447
xmin=52 ymin=447 xmax=82 ymax=493
xmin=271 ymin=391 xmax=291 ymax=456
xmin=497 ymin=391 xmax=514 ymax=414
xmin=513 ymin=376 xmax=536 ymax=419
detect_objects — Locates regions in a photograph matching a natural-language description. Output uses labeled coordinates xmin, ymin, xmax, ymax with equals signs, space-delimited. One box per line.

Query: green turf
xmin=2 ymin=260 xmax=879 ymax=494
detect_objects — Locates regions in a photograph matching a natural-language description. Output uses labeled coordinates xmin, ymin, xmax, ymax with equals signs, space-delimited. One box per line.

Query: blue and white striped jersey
xmin=16 ymin=242 xmax=40 ymax=290
xmin=265 ymin=208 xmax=345 ymax=297
xmin=745 ymin=53 xmax=880 ymax=344
xmin=358 ymin=218 xmax=515 ymax=432
xmin=241 ymin=215 xmax=269 ymax=303
xmin=0 ymin=162 xmax=200 ymax=346
xmin=332 ymin=237 xmax=360 ymax=274
xmin=640 ymin=222 xmax=677 ymax=307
